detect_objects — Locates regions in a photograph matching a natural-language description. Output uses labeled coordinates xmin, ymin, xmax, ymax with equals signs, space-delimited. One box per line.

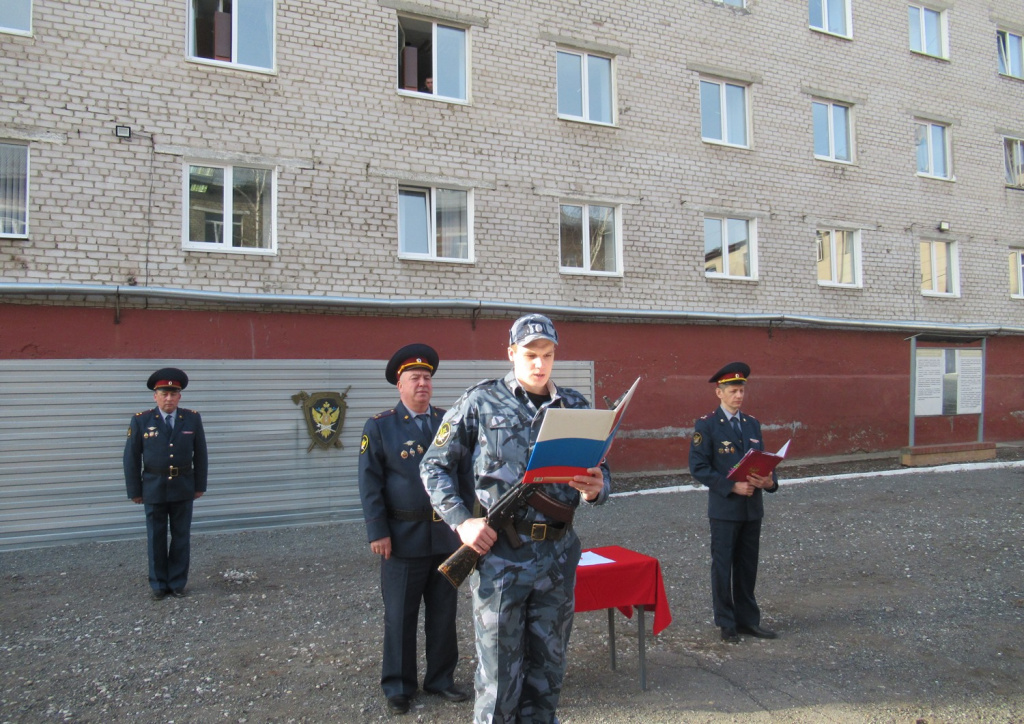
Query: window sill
xmin=813 ymin=155 xmax=855 ymax=165
xmin=705 ymin=273 xmax=758 ymax=282
xmin=397 ymin=253 xmax=474 ymax=264
xmin=397 ymin=89 xmax=470 ymax=105
xmin=916 ymin=172 xmax=955 ymax=183
xmin=183 ymin=244 xmax=278 ymax=256
xmin=0 ymin=233 xmax=30 ymax=240
xmin=910 ymin=50 xmax=949 ymax=62
xmin=921 ymin=290 xmax=960 ymax=299
xmin=186 ymin=57 xmax=277 ymax=75
xmin=998 ymin=72 xmax=1024 ymax=82
xmin=702 ymin=139 xmax=751 ymax=150
xmin=557 ymin=115 xmax=618 ymax=128
xmin=559 ymin=267 xmax=623 ymax=278
xmin=0 ymin=27 xmax=32 ymax=37
xmin=809 ymin=27 xmax=852 ymax=41
xmin=817 ymin=281 xmax=862 ymax=289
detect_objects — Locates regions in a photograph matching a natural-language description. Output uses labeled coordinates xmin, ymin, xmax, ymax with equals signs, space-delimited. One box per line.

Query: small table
xmin=574 ymin=545 xmax=673 ymax=690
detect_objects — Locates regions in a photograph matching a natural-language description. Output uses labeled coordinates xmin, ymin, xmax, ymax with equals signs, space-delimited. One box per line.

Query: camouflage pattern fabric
xmin=421 ymin=370 xmax=611 ymax=723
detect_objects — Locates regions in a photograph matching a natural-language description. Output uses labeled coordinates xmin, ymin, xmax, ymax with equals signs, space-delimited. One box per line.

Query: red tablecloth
xmin=574 ymin=545 xmax=673 ymax=635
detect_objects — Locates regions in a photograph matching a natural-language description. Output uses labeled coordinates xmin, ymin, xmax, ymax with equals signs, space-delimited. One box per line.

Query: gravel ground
xmin=2 ymin=450 xmax=1023 ymax=724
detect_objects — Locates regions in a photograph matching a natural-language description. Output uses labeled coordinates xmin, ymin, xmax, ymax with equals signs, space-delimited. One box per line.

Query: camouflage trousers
xmin=469 ymin=531 xmax=582 ymax=724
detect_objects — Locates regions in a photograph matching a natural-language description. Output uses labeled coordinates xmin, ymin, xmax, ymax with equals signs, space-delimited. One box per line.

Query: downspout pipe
xmin=2 ymin=282 xmax=1023 ymax=336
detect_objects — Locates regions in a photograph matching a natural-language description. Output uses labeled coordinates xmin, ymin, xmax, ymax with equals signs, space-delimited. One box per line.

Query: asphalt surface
xmin=1 ymin=459 xmax=1023 ymax=723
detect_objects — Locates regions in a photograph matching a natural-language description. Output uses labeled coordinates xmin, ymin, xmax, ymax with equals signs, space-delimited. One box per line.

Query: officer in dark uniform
xmin=123 ymin=367 xmax=209 ymax=600
xmin=688 ymin=362 xmax=779 ymax=643
xmin=358 ymin=344 xmax=470 ymax=715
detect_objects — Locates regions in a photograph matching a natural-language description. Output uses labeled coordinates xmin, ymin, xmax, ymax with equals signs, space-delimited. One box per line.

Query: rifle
xmin=437 ymin=480 xmax=537 ymax=588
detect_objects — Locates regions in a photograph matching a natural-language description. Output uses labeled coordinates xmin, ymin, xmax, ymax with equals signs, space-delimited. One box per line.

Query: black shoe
xmin=151 ymin=589 xmax=168 ymax=601
xmin=170 ymin=589 xmax=188 ymax=598
xmin=425 ymin=686 xmax=468 ymax=702
xmin=738 ymin=624 xmax=778 ymax=639
xmin=720 ymin=627 xmax=740 ymax=643
xmin=386 ymin=695 xmax=410 ymax=715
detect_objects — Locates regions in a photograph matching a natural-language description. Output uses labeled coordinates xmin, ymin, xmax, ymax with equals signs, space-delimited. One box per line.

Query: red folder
xmin=727 ymin=440 xmax=790 ymax=482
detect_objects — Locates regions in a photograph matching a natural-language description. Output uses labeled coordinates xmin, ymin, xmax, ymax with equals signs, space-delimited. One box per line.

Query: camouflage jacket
xmin=421 ymin=370 xmax=611 ymax=530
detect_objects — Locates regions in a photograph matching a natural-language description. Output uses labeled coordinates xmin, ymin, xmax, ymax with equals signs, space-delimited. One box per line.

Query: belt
xmin=388 ymin=508 xmax=444 ymax=523
xmin=512 ymin=520 xmax=570 ymax=542
xmin=144 ymin=464 xmax=193 ymax=478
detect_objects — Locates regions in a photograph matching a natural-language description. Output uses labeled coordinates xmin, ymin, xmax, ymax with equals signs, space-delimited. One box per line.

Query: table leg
xmin=638 ymin=606 xmax=647 ymax=691
xmin=607 ymin=607 xmax=616 ymax=670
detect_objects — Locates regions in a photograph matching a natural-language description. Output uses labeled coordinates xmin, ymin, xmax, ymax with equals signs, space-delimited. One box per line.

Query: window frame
xmin=186 ymin=0 xmax=276 ymax=73
xmin=908 ymin=4 xmax=948 ymax=59
xmin=919 ymin=239 xmax=959 ymax=297
xmin=704 ymin=215 xmax=757 ymax=280
xmin=809 ymin=0 xmax=851 ymax=39
xmin=1005 ymin=137 xmax=1024 ymax=188
xmin=812 ymin=99 xmax=853 ymax=163
xmin=397 ymin=185 xmax=474 ymax=263
xmin=556 ymin=49 xmax=616 ymax=126
xmin=700 ymin=77 xmax=750 ymax=148
xmin=915 ymin=120 xmax=952 ymax=180
xmin=998 ymin=29 xmax=1024 ymax=79
xmin=815 ymin=228 xmax=861 ymax=288
xmin=1009 ymin=249 xmax=1024 ymax=298
xmin=182 ymin=161 xmax=278 ymax=255
xmin=0 ymin=141 xmax=29 ymax=238
xmin=558 ymin=202 xmax=623 ymax=276
xmin=396 ymin=15 xmax=470 ymax=104
xmin=1 ymin=0 xmax=31 ymax=35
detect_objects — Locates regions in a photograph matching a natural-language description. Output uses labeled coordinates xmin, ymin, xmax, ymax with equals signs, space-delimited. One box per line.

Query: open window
xmin=189 ymin=0 xmax=275 ymax=71
xmin=397 ymin=16 xmax=467 ymax=101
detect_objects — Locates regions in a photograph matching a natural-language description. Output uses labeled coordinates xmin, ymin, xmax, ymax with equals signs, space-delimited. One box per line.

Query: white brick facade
xmin=3 ymin=0 xmax=1024 ymax=327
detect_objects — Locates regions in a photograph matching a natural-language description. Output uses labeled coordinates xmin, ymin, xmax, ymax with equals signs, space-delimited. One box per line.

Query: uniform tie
xmin=730 ymin=416 xmax=743 ymax=451
xmin=165 ymin=413 xmax=174 ymax=430
xmin=415 ymin=414 xmax=430 ymax=437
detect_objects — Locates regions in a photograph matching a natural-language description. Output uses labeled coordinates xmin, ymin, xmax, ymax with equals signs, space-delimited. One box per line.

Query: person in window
xmin=688 ymin=362 xmax=779 ymax=643
xmin=419 ymin=76 xmax=433 ymax=94
xmin=123 ymin=367 xmax=208 ymax=600
xmin=421 ymin=314 xmax=611 ymax=723
xmin=359 ymin=344 xmax=471 ymax=715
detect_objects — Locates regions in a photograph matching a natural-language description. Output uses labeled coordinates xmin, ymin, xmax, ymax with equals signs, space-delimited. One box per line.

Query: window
xmin=915 ymin=120 xmax=950 ymax=179
xmin=809 ymin=0 xmax=849 ymax=37
xmin=1009 ymin=250 xmax=1024 ymax=297
xmin=998 ymin=30 xmax=1024 ymax=79
xmin=700 ymin=79 xmax=748 ymax=147
xmin=1 ymin=0 xmax=31 ymax=34
xmin=704 ymin=217 xmax=754 ymax=279
xmin=909 ymin=5 xmax=947 ymax=58
xmin=0 ymin=142 xmax=28 ymax=237
xmin=398 ymin=186 xmax=471 ymax=261
xmin=920 ymin=240 xmax=957 ymax=295
xmin=184 ymin=164 xmax=276 ymax=252
xmin=559 ymin=203 xmax=620 ymax=274
xmin=721 ymin=0 xmax=745 ymax=6
xmin=813 ymin=100 xmax=852 ymax=162
xmin=1005 ymin=138 xmax=1024 ymax=187
xmin=557 ymin=50 xmax=614 ymax=124
xmin=397 ymin=16 xmax=467 ymax=101
xmin=816 ymin=229 xmax=860 ymax=286
xmin=188 ymin=0 xmax=275 ymax=71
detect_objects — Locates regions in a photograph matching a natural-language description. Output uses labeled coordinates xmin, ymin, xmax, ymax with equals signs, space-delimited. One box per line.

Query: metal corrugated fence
xmin=0 ymin=359 xmax=594 ymax=550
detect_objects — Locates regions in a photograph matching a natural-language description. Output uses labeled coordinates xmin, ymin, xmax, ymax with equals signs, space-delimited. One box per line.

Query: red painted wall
xmin=4 ymin=304 xmax=1023 ymax=471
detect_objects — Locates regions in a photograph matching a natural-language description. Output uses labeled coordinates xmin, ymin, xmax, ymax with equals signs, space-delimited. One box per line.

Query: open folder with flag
xmin=523 ymin=377 xmax=641 ymax=483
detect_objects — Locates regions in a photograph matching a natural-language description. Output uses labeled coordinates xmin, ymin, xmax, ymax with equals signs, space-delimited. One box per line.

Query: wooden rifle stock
xmin=438 ymin=481 xmax=536 ymax=588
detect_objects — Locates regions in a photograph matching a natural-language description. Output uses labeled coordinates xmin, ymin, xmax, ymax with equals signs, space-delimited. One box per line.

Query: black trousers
xmin=379 ymin=553 xmax=459 ymax=697
xmin=144 ymin=499 xmax=194 ymax=593
xmin=708 ymin=517 xmax=762 ymax=629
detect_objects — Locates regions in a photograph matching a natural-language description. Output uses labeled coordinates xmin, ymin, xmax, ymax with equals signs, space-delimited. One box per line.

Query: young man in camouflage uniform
xmin=421 ymin=314 xmax=611 ymax=724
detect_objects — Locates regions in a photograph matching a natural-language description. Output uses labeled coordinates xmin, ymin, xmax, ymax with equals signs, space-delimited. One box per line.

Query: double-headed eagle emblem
xmin=292 ymin=388 xmax=351 ymax=452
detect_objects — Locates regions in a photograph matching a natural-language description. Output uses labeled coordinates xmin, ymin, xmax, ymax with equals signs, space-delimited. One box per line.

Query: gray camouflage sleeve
xmin=420 ymin=392 xmax=477 ymax=530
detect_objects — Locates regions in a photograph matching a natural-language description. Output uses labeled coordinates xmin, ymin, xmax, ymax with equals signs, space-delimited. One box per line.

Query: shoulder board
xmin=699 ymin=413 xmax=710 ymax=420
xmin=373 ymin=409 xmax=397 ymax=420
xmin=433 ymin=407 xmax=447 ymax=416
xmin=743 ymin=413 xmax=759 ymax=423
xmin=134 ymin=411 xmax=146 ymax=417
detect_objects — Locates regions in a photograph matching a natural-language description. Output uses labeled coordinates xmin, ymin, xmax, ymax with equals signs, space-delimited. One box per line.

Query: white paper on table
xmin=578 ymin=551 xmax=615 ymax=566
